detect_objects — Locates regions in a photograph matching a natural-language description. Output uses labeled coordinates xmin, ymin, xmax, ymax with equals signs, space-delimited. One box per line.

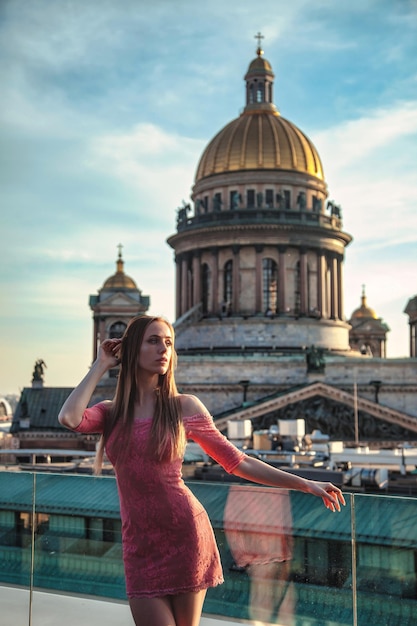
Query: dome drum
xmin=192 ymin=171 xmax=327 ymax=204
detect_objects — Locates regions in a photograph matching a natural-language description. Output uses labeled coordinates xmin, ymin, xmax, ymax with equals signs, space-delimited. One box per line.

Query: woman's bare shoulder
xmin=177 ymin=394 xmax=209 ymax=417
xmin=95 ymin=399 xmax=113 ymax=409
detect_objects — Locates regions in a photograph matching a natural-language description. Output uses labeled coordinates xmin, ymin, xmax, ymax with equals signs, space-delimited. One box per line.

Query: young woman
xmin=59 ymin=315 xmax=345 ymax=626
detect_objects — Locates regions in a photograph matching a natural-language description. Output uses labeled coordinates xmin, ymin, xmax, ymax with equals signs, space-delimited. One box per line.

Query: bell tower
xmin=89 ymin=246 xmax=150 ymax=370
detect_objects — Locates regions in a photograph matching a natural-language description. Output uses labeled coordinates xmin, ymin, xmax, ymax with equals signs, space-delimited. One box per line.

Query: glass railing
xmin=0 ymin=470 xmax=416 ymax=625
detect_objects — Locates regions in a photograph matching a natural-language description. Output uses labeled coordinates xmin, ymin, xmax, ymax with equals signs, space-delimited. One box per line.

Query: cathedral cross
xmin=254 ymin=32 xmax=264 ymax=48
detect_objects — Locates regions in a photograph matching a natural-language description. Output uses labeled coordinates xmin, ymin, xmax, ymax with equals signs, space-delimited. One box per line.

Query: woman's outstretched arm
xmin=58 ymin=338 xmax=121 ymax=429
xmin=180 ymin=393 xmax=345 ymax=512
xmin=232 ymin=455 xmax=345 ymax=512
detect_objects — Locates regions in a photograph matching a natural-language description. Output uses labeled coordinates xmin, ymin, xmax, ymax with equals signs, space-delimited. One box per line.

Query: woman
xmin=59 ymin=315 xmax=345 ymax=626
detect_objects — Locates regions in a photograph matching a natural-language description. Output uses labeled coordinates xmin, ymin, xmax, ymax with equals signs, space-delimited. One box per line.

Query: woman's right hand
xmin=59 ymin=338 xmax=122 ymax=429
xmin=98 ymin=338 xmax=122 ymax=369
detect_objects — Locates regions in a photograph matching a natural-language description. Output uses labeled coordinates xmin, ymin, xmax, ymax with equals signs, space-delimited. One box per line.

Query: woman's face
xmin=138 ymin=320 xmax=173 ymax=376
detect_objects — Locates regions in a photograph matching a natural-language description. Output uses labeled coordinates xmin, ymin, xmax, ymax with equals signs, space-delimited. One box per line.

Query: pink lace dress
xmin=75 ymin=403 xmax=245 ymax=598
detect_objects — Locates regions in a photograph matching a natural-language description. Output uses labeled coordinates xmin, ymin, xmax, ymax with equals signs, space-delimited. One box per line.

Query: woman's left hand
xmin=309 ymin=481 xmax=346 ymax=512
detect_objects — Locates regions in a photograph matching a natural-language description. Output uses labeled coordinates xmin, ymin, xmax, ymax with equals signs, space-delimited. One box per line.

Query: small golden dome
xmin=102 ymin=249 xmax=138 ymax=291
xmin=195 ymin=112 xmax=324 ymax=182
xmin=246 ymin=54 xmax=273 ymax=76
xmin=351 ymin=287 xmax=378 ymax=320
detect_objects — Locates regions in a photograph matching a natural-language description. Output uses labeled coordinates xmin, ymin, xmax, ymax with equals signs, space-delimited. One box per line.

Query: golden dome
xmin=195 ymin=112 xmax=324 ymax=182
xmin=351 ymin=287 xmax=378 ymax=320
xmin=101 ymin=250 xmax=138 ymax=291
xmin=195 ymin=47 xmax=324 ymax=183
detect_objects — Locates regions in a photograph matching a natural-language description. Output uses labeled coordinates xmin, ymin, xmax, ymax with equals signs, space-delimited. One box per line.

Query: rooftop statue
xmin=306 ymin=345 xmax=325 ymax=373
xmin=32 ymin=359 xmax=47 ymax=382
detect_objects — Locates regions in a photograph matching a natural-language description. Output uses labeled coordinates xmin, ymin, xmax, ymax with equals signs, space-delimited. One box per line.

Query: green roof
xmin=11 ymin=387 xmax=74 ymax=432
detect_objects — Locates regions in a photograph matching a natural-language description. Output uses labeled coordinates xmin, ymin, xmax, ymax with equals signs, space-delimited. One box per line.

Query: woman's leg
xmin=129 ymin=596 xmax=176 ymax=626
xmin=247 ymin=561 xmax=293 ymax=623
xmin=171 ymin=589 xmax=207 ymax=626
xmin=129 ymin=590 xmax=206 ymax=626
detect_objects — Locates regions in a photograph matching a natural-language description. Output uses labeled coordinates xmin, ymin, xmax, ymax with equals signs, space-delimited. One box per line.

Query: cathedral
xmin=164 ymin=40 xmax=417 ymax=443
xmin=10 ymin=40 xmax=417 ymax=447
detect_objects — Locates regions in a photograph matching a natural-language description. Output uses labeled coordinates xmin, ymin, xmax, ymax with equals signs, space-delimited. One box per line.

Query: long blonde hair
xmin=94 ymin=315 xmax=185 ymax=474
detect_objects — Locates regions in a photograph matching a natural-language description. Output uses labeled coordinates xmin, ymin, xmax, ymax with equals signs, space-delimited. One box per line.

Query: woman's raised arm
xmin=58 ymin=338 xmax=121 ymax=429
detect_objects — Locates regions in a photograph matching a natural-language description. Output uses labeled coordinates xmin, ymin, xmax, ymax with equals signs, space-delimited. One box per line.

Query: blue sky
xmin=1 ymin=0 xmax=417 ymax=395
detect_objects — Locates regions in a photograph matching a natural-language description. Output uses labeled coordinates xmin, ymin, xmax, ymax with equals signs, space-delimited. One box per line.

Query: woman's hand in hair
xmin=98 ymin=338 xmax=122 ymax=369
xmin=59 ymin=338 xmax=122 ymax=430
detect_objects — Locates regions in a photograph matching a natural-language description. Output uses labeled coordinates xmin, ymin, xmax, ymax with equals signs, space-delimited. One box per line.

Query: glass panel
xmin=201 ymin=483 xmax=354 ymax=625
xmin=353 ymin=493 xmax=417 ymax=626
xmin=0 ymin=471 xmax=34 ymax=623
xmin=31 ymin=473 xmax=125 ymax=601
xmin=2 ymin=469 xmax=417 ymax=625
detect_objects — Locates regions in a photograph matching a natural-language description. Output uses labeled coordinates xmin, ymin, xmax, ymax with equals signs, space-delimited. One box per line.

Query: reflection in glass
xmin=224 ymin=485 xmax=294 ymax=624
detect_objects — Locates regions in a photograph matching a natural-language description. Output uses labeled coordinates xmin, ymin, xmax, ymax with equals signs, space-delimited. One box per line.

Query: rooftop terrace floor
xmin=1 ymin=584 xmax=245 ymax=626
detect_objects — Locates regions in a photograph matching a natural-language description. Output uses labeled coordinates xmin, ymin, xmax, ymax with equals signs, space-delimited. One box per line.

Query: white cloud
xmin=313 ymin=101 xmax=417 ymax=244
xmin=88 ymin=123 xmax=205 ymax=204
xmin=315 ymin=101 xmax=417 ymax=169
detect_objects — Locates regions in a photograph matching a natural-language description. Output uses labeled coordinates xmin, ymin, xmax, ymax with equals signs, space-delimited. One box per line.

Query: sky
xmin=1 ymin=0 xmax=417 ymax=396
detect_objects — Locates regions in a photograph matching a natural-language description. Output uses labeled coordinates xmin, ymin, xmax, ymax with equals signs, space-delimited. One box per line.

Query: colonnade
xmin=175 ymin=245 xmax=345 ymax=322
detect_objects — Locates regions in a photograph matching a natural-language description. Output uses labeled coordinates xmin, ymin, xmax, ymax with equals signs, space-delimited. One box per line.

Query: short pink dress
xmin=75 ymin=403 xmax=245 ymax=598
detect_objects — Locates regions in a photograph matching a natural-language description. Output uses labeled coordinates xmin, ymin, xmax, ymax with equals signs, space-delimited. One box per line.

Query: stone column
xmin=181 ymin=255 xmax=188 ymax=316
xmin=92 ymin=316 xmax=99 ymax=361
xmin=175 ymin=255 xmax=181 ymax=319
xmin=330 ymin=254 xmax=338 ymax=320
xmin=317 ymin=249 xmax=325 ymax=318
xmin=299 ymin=247 xmax=308 ymax=315
xmin=337 ymin=254 xmax=344 ymax=320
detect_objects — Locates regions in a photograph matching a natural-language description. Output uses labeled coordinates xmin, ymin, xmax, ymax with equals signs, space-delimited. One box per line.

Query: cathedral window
xmin=284 ymin=190 xmax=291 ymax=209
xmin=109 ymin=322 xmax=127 ymax=338
xmin=247 ymin=189 xmax=255 ymax=208
xmin=249 ymin=83 xmax=254 ymax=103
xmin=223 ymin=260 xmax=233 ymax=312
xmin=230 ymin=190 xmax=240 ymax=209
xmin=213 ymin=192 xmax=222 ymax=211
xmin=265 ymin=189 xmax=274 ymax=207
xmin=262 ymin=258 xmax=278 ymax=314
xmin=256 ymin=82 xmax=264 ymax=103
xmin=201 ymin=263 xmax=210 ymax=315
